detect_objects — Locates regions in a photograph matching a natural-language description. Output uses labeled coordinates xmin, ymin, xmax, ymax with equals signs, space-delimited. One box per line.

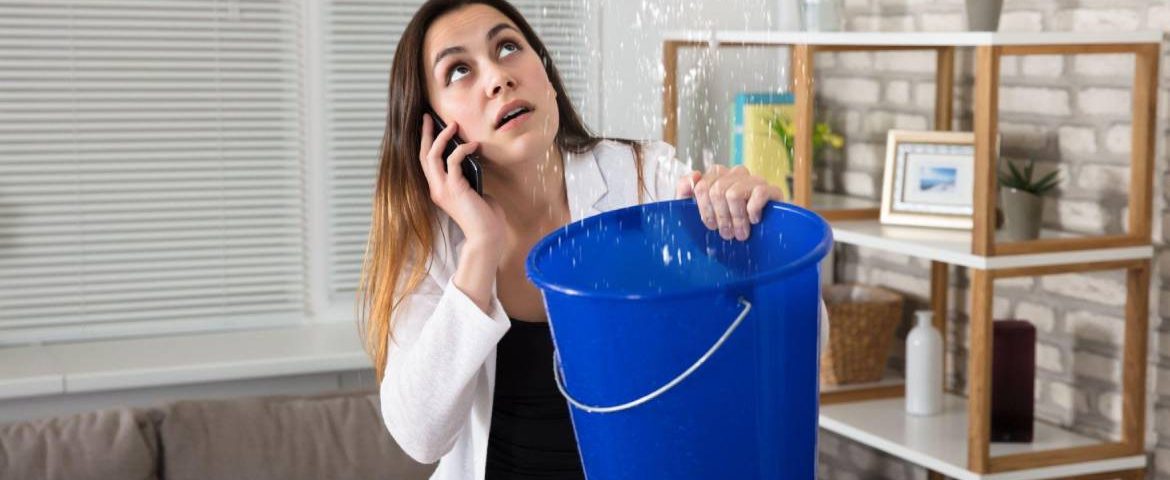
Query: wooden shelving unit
xmin=662 ymin=30 xmax=1163 ymax=480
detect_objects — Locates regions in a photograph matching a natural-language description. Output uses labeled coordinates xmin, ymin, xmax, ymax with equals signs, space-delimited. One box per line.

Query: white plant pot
xmin=965 ymin=0 xmax=1003 ymax=31
xmin=999 ymin=187 xmax=1043 ymax=242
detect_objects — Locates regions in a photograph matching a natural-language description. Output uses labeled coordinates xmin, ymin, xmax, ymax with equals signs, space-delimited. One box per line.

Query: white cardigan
xmin=378 ymin=140 xmax=828 ymax=479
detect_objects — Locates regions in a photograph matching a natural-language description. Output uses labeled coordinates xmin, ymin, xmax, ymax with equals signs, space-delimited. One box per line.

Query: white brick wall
xmin=1073 ymin=349 xmax=1122 ymax=383
xmin=1057 ymin=125 xmax=1098 ymax=156
xmin=1040 ymin=273 xmax=1128 ymax=307
xmin=920 ymin=13 xmax=962 ymax=32
xmin=999 ymin=121 xmax=1050 ymax=150
xmin=1098 ymin=391 xmax=1124 ymax=422
xmin=1056 ymin=9 xmax=1142 ymax=32
xmin=1000 ymin=11 xmax=1045 ymax=32
xmin=1076 ymin=164 xmax=1130 ymax=194
xmin=994 ymin=296 xmax=1013 ymax=318
xmin=1073 ymin=54 xmax=1134 ymax=78
xmin=838 ymin=51 xmax=874 ymax=70
xmin=1000 ymin=86 xmax=1071 ymax=116
xmin=1065 ymin=310 xmax=1125 ymax=346
xmin=845 ymin=142 xmax=883 ymax=170
xmin=821 ymin=77 xmax=882 ymax=104
xmin=913 ymin=83 xmax=935 ymax=110
xmin=1077 ymin=87 xmax=1133 ymax=116
xmin=1015 ymin=301 xmax=1056 ymax=333
xmin=1150 ymin=5 xmax=1170 ymax=31
xmin=1048 ymin=380 xmax=1076 ymax=414
xmin=1022 ymin=55 xmax=1064 ymax=78
xmin=873 ymin=51 xmax=937 ymax=73
xmin=1106 ymin=124 xmax=1132 ymax=154
xmin=1050 ymin=199 xmax=1111 ymax=233
xmin=842 ymin=171 xmax=878 ymax=197
xmin=849 ymin=14 xmax=914 ymax=31
xmin=886 ymin=80 xmax=911 ymax=104
xmin=1037 ymin=342 xmax=1065 ymax=373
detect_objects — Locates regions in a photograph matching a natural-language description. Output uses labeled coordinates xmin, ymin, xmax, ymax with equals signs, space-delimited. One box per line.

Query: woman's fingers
xmin=693 ymin=168 xmax=720 ymax=230
xmin=725 ymin=181 xmax=753 ymax=241
xmin=419 ymin=116 xmax=461 ymax=192
xmin=428 ymin=119 xmax=459 ymax=164
xmin=676 ymin=170 xmax=701 ymax=199
xmin=707 ymin=174 xmax=735 ymax=240
xmin=445 ymin=141 xmax=479 ymax=190
xmin=693 ymin=164 xmax=781 ymax=241
xmin=418 ymin=115 xmax=439 ymax=181
xmin=746 ymin=183 xmax=771 ymax=224
xmin=693 ymin=165 xmax=787 ymax=241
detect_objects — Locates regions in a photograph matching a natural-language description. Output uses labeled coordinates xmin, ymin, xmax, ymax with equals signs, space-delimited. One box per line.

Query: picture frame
xmin=880 ymin=130 xmax=978 ymax=230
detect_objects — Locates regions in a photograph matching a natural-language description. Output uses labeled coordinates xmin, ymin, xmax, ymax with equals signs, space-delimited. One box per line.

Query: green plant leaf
xmin=1032 ymin=170 xmax=1061 ymax=194
xmin=998 ymin=170 xmax=1012 ymax=185
xmin=1006 ymin=160 xmax=1025 ymax=184
xmin=999 ymin=158 xmax=1061 ymax=194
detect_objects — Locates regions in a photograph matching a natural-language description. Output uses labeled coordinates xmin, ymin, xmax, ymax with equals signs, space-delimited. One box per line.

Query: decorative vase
xmin=905 ymin=310 xmax=943 ymax=416
xmin=965 ymin=0 xmax=1003 ymax=31
xmin=999 ymin=187 xmax=1043 ymax=242
xmin=991 ymin=320 xmax=1036 ymax=442
xmin=776 ymin=0 xmax=803 ymax=31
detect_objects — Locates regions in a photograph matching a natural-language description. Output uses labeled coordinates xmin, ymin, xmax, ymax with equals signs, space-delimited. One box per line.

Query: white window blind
xmin=322 ymin=0 xmax=594 ymax=307
xmin=0 ymin=0 xmax=307 ymax=344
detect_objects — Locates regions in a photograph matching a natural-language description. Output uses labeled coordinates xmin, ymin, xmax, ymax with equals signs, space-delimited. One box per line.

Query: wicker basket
xmin=820 ymin=284 xmax=904 ymax=386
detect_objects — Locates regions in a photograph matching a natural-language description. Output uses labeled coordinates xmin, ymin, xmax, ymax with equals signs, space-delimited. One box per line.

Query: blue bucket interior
xmin=528 ymin=199 xmax=832 ymax=299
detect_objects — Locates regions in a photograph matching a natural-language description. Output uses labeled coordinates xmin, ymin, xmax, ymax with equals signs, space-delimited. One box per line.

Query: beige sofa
xmin=0 ymin=389 xmax=435 ymax=480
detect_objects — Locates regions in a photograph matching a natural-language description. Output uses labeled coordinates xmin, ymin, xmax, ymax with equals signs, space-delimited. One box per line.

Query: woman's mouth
xmin=496 ymin=107 xmax=533 ymax=132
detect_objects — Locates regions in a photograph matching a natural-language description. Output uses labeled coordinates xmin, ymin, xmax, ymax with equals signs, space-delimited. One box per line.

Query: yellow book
xmin=731 ymin=93 xmax=796 ymax=200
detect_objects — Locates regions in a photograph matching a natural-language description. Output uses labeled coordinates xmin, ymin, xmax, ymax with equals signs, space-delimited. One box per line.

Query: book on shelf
xmin=731 ymin=92 xmax=795 ymax=200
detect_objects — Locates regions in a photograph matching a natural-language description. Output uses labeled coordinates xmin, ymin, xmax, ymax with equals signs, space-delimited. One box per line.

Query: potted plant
xmin=997 ymin=159 xmax=1060 ymax=241
xmin=767 ymin=115 xmax=844 ymax=198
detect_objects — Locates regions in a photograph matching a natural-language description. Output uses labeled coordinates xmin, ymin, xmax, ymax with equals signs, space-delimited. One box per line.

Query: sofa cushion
xmin=158 ymin=389 xmax=434 ymax=480
xmin=0 ymin=407 xmax=160 ymax=480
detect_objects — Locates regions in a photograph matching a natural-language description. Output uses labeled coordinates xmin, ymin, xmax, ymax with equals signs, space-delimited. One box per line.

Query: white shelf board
xmin=819 ymin=395 xmax=1146 ymax=480
xmin=664 ymin=30 xmax=1165 ymax=47
xmin=830 ymin=219 xmax=1153 ymax=270
xmin=0 ymin=322 xmax=370 ymax=399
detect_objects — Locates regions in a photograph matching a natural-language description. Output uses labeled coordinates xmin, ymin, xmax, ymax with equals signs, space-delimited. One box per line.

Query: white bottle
xmin=776 ymin=0 xmax=802 ymax=31
xmin=905 ymin=310 xmax=943 ymax=416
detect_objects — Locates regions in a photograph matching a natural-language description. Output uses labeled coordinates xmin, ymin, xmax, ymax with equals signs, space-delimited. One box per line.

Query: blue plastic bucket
xmin=526 ymin=199 xmax=832 ymax=479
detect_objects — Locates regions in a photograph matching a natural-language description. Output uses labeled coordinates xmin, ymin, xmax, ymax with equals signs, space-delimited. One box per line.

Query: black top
xmin=485 ymin=318 xmax=585 ymax=480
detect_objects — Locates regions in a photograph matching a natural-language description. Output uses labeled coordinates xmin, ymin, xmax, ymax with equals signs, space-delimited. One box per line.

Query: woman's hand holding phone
xmin=419 ymin=115 xmax=505 ymax=313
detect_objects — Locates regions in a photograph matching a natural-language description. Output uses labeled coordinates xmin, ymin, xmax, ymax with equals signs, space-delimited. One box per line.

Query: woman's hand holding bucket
xmin=676 ymin=165 xmax=784 ymax=241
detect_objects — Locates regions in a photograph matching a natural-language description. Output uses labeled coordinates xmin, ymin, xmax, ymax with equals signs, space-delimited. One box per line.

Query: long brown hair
xmin=358 ymin=0 xmax=645 ymax=383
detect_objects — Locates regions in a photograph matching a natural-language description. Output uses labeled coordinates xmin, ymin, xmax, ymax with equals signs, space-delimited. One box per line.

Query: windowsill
xmin=0 ymin=322 xmax=370 ymax=400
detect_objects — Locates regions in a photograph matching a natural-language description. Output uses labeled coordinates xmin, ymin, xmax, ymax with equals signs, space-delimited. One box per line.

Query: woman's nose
xmin=490 ymin=79 xmax=515 ymax=96
xmin=485 ymin=67 xmax=516 ymax=96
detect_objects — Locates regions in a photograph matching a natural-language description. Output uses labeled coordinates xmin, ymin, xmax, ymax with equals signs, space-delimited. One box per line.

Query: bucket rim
xmin=525 ymin=199 xmax=833 ymax=300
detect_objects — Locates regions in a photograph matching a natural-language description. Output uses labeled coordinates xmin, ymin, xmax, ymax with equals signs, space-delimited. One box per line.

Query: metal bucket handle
xmin=552 ymin=297 xmax=752 ymax=414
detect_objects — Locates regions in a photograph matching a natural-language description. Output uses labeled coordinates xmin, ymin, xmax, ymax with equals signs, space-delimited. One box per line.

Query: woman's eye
xmin=448 ymin=65 xmax=470 ymax=84
xmin=499 ymin=42 xmax=519 ymax=58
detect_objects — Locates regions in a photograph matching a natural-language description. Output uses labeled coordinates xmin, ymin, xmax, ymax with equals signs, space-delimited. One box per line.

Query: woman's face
xmin=423 ymin=4 xmax=560 ymax=167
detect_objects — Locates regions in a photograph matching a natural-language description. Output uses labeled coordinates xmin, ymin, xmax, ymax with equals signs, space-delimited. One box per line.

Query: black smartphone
xmin=427 ymin=110 xmax=484 ymax=196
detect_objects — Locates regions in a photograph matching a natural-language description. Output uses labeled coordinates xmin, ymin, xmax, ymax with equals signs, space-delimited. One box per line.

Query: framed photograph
xmin=880 ymin=130 xmax=977 ymax=229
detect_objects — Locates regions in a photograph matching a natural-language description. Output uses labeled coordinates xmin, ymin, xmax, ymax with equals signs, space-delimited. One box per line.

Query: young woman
xmin=359 ymin=1 xmax=792 ymax=478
